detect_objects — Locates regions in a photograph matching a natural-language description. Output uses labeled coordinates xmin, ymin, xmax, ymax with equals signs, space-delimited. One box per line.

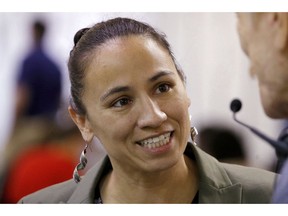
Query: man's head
xmin=33 ymin=20 xmax=46 ymax=44
xmin=237 ymin=13 xmax=288 ymax=118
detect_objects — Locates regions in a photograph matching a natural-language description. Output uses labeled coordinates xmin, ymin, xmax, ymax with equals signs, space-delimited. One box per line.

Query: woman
xmin=19 ymin=17 xmax=276 ymax=203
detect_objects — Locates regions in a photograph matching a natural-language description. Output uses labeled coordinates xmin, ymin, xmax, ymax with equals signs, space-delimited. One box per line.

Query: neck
xmin=100 ymin=155 xmax=198 ymax=203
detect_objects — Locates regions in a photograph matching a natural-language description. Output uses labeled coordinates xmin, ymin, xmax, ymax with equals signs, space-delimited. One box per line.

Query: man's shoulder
xmin=272 ymin=160 xmax=288 ymax=203
xmin=18 ymin=179 xmax=77 ymax=204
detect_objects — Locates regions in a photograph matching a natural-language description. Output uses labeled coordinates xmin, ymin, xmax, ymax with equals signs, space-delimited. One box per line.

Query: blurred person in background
xmin=0 ymin=19 xmax=62 ymax=201
xmin=237 ymin=12 xmax=288 ymax=203
xmin=15 ymin=20 xmax=62 ymax=121
xmin=1 ymin=122 xmax=83 ymax=203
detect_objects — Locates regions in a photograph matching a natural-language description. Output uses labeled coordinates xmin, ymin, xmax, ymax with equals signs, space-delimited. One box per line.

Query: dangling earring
xmin=73 ymin=143 xmax=89 ymax=183
xmin=190 ymin=126 xmax=198 ymax=145
xmin=189 ymin=114 xmax=198 ymax=144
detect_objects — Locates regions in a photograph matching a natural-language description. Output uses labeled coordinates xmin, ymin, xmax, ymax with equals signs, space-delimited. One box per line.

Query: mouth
xmin=136 ymin=132 xmax=173 ymax=149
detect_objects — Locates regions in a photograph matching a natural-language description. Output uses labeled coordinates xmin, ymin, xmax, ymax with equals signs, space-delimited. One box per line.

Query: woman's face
xmin=81 ymin=36 xmax=191 ymax=174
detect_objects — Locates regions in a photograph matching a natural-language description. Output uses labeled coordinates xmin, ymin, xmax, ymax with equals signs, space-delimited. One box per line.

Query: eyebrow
xmin=148 ymin=70 xmax=174 ymax=82
xmin=100 ymin=86 xmax=130 ymax=102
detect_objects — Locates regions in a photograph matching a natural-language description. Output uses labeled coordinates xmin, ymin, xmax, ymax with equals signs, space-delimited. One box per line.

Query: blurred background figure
xmin=15 ymin=20 xmax=62 ymax=121
xmin=198 ymin=126 xmax=248 ymax=166
xmin=0 ymin=98 xmax=104 ymax=203
xmin=1 ymin=121 xmax=83 ymax=203
xmin=0 ymin=18 xmax=63 ymax=202
xmin=3 ymin=19 xmax=62 ymax=161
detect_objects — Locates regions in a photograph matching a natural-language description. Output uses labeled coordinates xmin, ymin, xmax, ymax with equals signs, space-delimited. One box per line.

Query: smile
xmin=137 ymin=132 xmax=171 ymax=149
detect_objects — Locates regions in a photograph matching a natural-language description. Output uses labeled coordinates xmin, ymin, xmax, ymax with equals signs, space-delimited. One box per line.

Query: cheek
xmin=249 ymin=47 xmax=266 ymax=78
xmin=89 ymin=111 xmax=136 ymax=148
xmin=167 ymin=94 xmax=191 ymax=126
xmin=170 ymin=100 xmax=191 ymax=145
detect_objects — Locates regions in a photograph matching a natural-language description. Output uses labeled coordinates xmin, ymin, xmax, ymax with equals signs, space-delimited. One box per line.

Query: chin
xmin=143 ymin=156 xmax=181 ymax=173
xmin=263 ymin=99 xmax=287 ymax=119
xmin=260 ymin=86 xmax=288 ymax=118
xmin=264 ymin=107 xmax=280 ymax=118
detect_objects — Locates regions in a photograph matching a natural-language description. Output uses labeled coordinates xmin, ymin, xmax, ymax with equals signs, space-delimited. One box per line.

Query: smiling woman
xmin=18 ymin=17 xmax=276 ymax=204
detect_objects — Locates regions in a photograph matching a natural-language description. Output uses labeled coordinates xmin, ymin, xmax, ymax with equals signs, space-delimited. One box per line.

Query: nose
xmin=137 ymin=97 xmax=167 ymax=129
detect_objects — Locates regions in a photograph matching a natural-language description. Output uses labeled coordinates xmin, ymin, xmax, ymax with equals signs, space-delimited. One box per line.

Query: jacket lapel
xmin=188 ymin=143 xmax=242 ymax=203
xmin=67 ymin=156 xmax=110 ymax=203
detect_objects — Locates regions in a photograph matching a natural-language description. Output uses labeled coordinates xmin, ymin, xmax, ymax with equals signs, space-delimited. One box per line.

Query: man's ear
xmin=272 ymin=13 xmax=288 ymax=51
xmin=68 ymin=106 xmax=94 ymax=143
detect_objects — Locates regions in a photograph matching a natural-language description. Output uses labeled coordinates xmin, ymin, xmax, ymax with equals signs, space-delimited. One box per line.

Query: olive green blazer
xmin=18 ymin=142 xmax=276 ymax=203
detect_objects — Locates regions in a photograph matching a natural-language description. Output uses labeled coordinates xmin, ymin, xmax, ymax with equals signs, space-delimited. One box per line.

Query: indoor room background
xmin=0 ymin=12 xmax=284 ymax=170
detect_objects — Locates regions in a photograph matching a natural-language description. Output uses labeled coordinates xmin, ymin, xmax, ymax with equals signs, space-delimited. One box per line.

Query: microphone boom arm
xmin=233 ymin=113 xmax=288 ymax=154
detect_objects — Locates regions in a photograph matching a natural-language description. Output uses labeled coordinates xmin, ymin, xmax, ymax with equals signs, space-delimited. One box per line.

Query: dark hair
xmin=33 ymin=20 xmax=46 ymax=42
xmin=68 ymin=17 xmax=185 ymax=115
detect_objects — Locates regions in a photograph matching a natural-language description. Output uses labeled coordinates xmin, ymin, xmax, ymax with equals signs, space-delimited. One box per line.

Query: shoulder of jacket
xmin=18 ymin=179 xmax=77 ymax=204
xmin=222 ymin=162 xmax=277 ymax=190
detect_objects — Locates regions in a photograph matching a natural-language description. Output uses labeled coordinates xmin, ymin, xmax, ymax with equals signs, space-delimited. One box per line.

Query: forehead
xmin=95 ymin=35 xmax=170 ymax=65
xmin=83 ymin=35 xmax=177 ymax=93
xmin=86 ymin=36 xmax=175 ymax=78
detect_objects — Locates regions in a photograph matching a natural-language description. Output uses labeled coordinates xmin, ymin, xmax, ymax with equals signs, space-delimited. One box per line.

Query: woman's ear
xmin=68 ymin=106 xmax=94 ymax=143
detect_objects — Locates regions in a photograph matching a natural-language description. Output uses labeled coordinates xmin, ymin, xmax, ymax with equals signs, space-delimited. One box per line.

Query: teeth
xmin=139 ymin=132 xmax=170 ymax=149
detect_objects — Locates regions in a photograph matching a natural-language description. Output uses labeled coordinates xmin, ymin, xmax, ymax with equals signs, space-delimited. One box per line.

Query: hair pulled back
xmin=68 ymin=17 xmax=185 ymax=115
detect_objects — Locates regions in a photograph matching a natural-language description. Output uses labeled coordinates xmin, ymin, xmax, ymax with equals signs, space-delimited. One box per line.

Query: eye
xmin=155 ymin=83 xmax=171 ymax=94
xmin=112 ymin=97 xmax=132 ymax=108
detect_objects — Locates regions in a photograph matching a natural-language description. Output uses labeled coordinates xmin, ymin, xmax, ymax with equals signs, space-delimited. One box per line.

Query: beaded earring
xmin=73 ymin=144 xmax=88 ymax=183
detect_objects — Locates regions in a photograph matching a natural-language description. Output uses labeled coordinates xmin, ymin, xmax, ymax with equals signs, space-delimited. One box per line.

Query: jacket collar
xmin=186 ymin=142 xmax=242 ymax=203
xmin=67 ymin=156 xmax=110 ymax=203
xmin=67 ymin=142 xmax=242 ymax=203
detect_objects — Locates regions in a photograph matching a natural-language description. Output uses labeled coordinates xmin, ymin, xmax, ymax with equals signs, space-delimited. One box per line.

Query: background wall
xmin=0 ymin=12 xmax=285 ymax=170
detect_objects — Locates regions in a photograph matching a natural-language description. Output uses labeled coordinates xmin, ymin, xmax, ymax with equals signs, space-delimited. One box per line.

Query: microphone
xmin=230 ymin=99 xmax=288 ymax=155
